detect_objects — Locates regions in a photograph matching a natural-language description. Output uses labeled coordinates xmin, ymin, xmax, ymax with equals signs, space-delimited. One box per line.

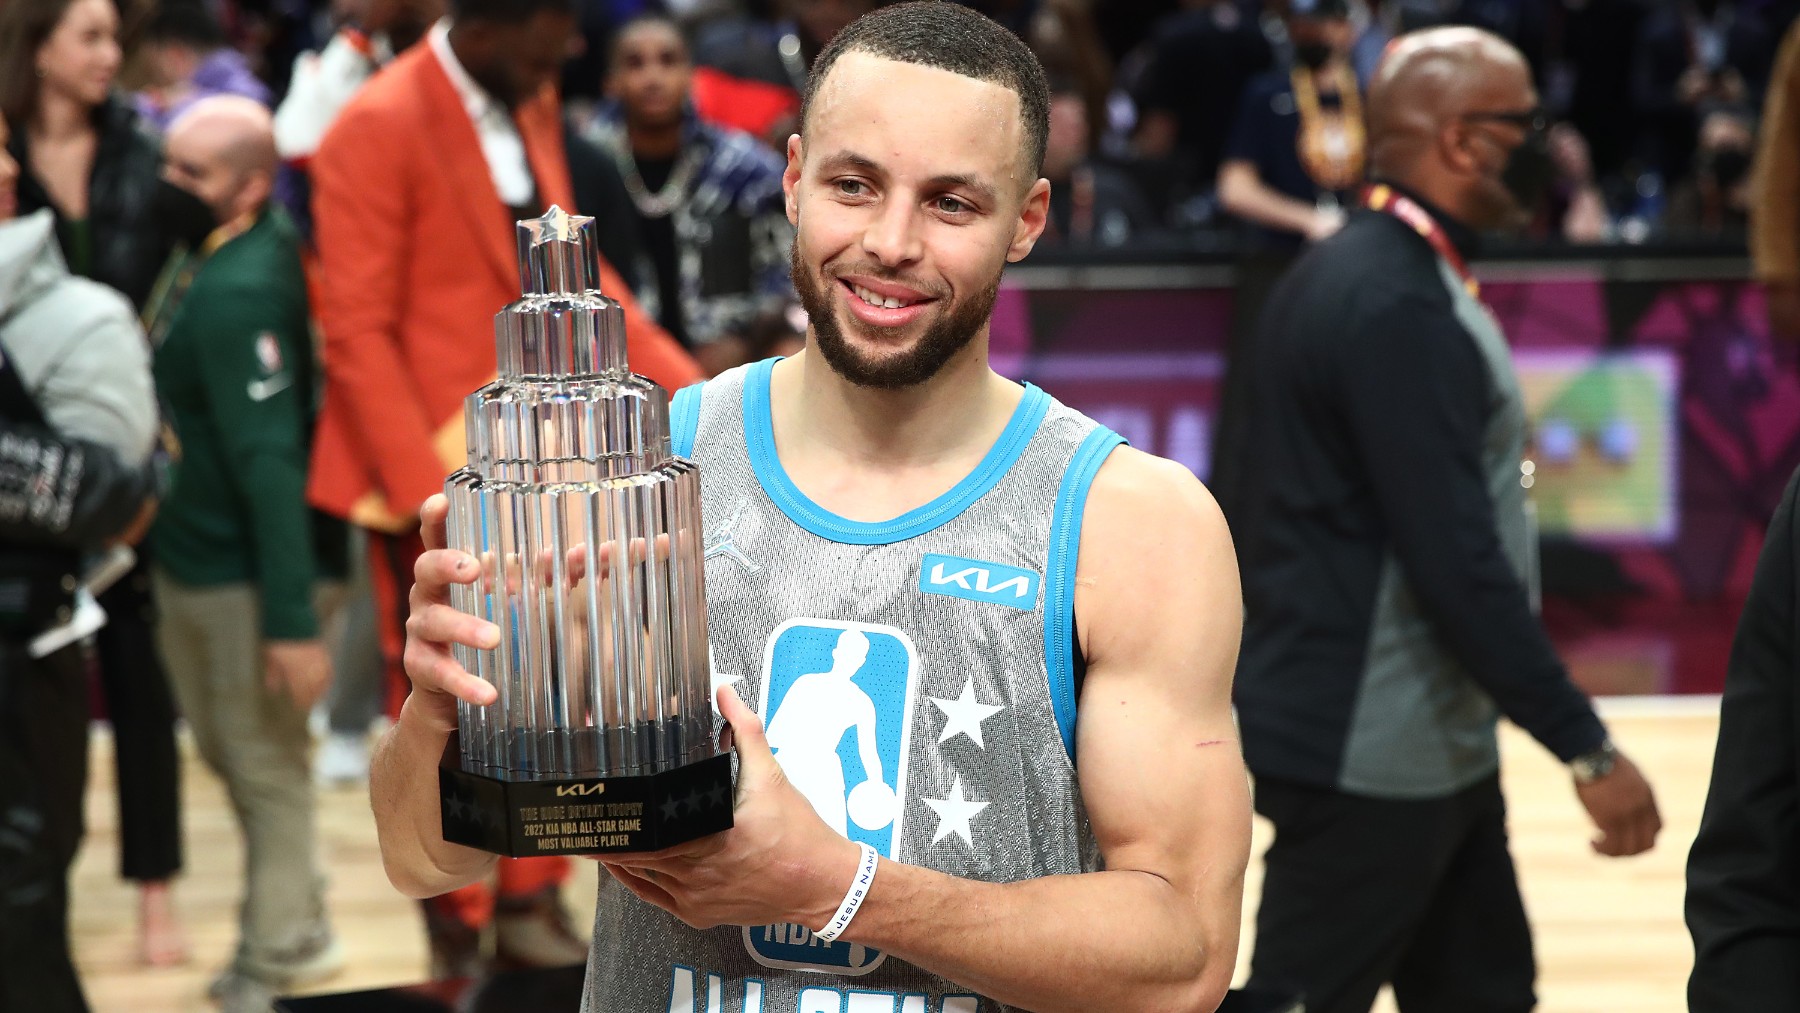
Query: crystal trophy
xmin=437 ymin=206 xmax=731 ymax=857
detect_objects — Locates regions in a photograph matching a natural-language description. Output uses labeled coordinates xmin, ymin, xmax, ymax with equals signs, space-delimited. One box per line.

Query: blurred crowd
xmin=0 ymin=0 xmax=1795 ymax=1011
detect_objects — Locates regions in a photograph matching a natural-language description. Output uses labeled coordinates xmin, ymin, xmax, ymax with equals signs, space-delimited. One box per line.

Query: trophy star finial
xmin=531 ymin=204 xmax=591 ymax=245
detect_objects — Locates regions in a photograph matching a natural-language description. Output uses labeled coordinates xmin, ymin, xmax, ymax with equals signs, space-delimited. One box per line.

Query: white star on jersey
xmin=923 ymin=776 xmax=988 ymax=847
xmin=928 ymin=677 xmax=1004 ymax=749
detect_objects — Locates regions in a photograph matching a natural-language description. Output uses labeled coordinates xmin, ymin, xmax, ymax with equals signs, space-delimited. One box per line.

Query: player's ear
xmin=784 ymin=134 xmax=804 ymax=227
xmin=1008 ymin=177 xmax=1051 ymax=264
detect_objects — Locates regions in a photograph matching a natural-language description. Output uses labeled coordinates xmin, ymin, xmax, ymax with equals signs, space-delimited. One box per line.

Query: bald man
xmin=145 ymin=96 xmax=345 ymax=1013
xmin=1232 ymin=28 xmax=1663 ymax=1013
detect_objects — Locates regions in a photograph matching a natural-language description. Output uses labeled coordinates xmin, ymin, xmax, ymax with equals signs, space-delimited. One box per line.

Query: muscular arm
xmin=842 ymin=448 xmax=1250 ymax=1012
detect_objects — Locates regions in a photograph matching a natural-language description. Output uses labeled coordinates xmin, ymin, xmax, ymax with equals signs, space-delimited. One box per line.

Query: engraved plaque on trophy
xmin=437 ymin=206 xmax=731 ymax=857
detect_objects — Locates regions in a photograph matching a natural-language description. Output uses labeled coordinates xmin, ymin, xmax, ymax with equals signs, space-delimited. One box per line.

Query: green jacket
xmin=150 ymin=208 xmax=320 ymax=639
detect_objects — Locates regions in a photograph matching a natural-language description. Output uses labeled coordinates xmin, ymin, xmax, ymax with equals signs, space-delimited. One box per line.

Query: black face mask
xmin=1501 ymin=127 xmax=1555 ymax=214
xmin=1294 ymin=41 xmax=1334 ymax=70
xmin=151 ymin=178 xmax=218 ymax=249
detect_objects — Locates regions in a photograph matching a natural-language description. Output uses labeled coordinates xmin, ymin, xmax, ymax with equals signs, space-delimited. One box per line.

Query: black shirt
xmin=633 ymin=155 xmax=687 ymax=348
xmin=1223 ymin=70 xmax=1350 ymax=250
xmin=1234 ymin=194 xmax=1607 ymax=794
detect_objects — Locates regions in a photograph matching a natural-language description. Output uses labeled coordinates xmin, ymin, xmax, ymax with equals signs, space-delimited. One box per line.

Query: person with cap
xmin=1231 ymin=26 xmax=1663 ymax=1013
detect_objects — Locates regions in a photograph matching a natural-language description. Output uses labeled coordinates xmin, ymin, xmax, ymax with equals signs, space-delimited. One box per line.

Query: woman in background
xmin=0 ymin=0 xmax=187 ymax=968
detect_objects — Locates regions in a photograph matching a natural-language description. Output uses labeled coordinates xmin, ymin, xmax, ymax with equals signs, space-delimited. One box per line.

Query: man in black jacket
xmin=1687 ymin=468 xmax=1800 ymax=1010
xmin=1233 ymin=26 xmax=1663 ymax=1013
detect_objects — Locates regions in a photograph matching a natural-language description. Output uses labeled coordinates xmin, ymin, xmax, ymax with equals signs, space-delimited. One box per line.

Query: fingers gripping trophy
xmin=437 ymin=206 xmax=732 ymax=857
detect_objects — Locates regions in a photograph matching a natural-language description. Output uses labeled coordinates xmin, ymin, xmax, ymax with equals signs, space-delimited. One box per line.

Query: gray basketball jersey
xmin=581 ymin=358 xmax=1124 ymax=1013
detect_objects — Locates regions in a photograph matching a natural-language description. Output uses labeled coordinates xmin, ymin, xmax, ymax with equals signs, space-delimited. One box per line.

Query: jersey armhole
xmin=671 ymin=381 xmax=705 ymax=459
xmin=1043 ymin=425 xmax=1126 ymax=763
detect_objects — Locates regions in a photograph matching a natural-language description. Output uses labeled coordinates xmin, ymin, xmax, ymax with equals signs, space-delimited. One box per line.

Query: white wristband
xmin=814 ymin=842 xmax=879 ymax=944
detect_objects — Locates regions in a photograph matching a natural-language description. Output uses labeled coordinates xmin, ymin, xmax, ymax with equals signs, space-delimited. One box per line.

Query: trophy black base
xmin=438 ymin=737 xmax=734 ymax=857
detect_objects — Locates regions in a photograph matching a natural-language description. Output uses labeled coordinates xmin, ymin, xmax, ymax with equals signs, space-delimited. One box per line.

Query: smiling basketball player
xmin=373 ymin=5 xmax=1251 ymax=1011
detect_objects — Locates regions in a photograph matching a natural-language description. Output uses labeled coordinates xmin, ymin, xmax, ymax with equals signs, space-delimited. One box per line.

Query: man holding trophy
xmin=374 ymin=4 xmax=1252 ymax=1011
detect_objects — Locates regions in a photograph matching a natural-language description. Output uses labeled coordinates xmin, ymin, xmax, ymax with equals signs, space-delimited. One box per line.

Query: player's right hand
xmin=1574 ymin=750 xmax=1662 ymax=858
xmin=403 ymin=494 xmax=500 ymax=734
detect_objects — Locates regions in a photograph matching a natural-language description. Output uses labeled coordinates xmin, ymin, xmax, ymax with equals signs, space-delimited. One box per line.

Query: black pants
xmin=1247 ymin=774 xmax=1536 ymax=1013
xmin=94 ymin=561 xmax=182 ymax=882
xmin=0 ymin=641 xmax=92 ymax=1013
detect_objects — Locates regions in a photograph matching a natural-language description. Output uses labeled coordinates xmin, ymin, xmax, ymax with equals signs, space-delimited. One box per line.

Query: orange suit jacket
xmin=307 ymin=43 xmax=701 ymax=531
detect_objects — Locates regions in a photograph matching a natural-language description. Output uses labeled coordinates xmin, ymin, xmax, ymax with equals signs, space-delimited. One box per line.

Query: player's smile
xmin=836 ymin=274 xmax=938 ymax=329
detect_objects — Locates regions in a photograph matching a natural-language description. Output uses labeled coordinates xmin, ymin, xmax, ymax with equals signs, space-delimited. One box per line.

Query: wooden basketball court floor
xmin=69 ymin=699 xmax=1717 ymax=1012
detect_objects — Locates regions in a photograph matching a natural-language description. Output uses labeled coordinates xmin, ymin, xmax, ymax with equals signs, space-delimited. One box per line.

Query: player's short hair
xmin=449 ymin=0 xmax=574 ymax=26
xmin=800 ymin=1 xmax=1050 ymax=179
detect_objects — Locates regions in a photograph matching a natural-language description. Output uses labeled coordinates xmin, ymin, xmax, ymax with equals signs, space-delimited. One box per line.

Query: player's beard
xmin=791 ymin=240 xmax=1000 ymax=390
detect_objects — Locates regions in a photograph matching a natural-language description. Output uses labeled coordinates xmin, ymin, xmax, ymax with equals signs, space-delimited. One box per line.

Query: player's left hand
xmin=598 ymin=686 xmax=864 ymax=932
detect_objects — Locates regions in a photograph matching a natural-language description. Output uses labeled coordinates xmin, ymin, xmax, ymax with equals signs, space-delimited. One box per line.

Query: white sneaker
xmin=314 ymin=732 xmax=369 ymax=787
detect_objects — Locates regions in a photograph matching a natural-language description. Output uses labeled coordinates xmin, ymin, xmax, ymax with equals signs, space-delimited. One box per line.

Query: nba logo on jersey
xmin=744 ymin=619 xmax=919 ymax=975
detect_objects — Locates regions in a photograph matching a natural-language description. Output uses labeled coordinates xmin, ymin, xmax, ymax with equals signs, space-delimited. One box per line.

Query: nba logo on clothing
xmin=744 ymin=619 xmax=919 ymax=975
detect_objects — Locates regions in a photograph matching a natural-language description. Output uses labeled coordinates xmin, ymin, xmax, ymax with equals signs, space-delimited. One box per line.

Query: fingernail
xmin=456 ymin=557 xmax=473 ymax=574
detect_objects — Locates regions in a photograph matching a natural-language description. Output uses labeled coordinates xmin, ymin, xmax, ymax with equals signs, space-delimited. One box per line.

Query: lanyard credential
xmin=1363 ymin=183 xmax=1479 ymax=300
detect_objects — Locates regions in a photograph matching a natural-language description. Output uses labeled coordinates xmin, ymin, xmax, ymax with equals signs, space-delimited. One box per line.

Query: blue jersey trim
xmin=1043 ymin=425 xmax=1125 ymax=759
xmin=741 ymin=357 xmax=1053 ymax=546
xmin=670 ymin=381 xmax=704 ymax=459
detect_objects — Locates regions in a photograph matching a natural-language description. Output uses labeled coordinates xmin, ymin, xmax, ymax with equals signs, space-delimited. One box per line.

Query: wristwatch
xmin=1569 ymin=739 xmax=1618 ymax=784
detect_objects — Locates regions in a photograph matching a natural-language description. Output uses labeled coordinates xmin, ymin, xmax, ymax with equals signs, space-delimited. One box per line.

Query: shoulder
xmin=1074 ymin=447 xmax=1239 ymax=657
xmin=26 ymin=274 xmax=139 ymax=340
xmin=1082 ymin=446 xmax=1232 ymax=569
xmin=324 ymin=49 xmax=430 ymax=138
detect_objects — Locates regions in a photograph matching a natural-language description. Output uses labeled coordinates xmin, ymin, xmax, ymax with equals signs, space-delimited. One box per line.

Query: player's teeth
xmin=854 ymin=285 xmax=912 ymax=310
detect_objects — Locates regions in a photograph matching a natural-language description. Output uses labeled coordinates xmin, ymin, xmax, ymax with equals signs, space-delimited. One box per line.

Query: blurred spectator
xmin=689 ymin=0 xmax=875 ymax=144
xmin=1211 ymin=0 xmax=1364 ymax=566
xmin=1023 ymin=0 xmax=1113 ymax=157
xmin=271 ymin=0 xmax=443 ymax=236
xmin=1041 ymin=77 xmax=1157 ymax=247
xmin=1635 ymin=0 xmax=1773 ymax=184
xmin=1756 ymin=16 xmax=1800 ymax=344
xmin=1129 ymin=0 xmax=1273 ymax=204
xmin=1218 ymin=0 xmax=1363 ymax=249
xmin=134 ymin=0 xmax=271 ymax=132
xmin=0 ymin=0 xmax=174 ymax=310
xmin=267 ymin=0 xmax=442 ymax=790
xmin=1543 ymin=121 xmax=1613 ymax=242
xmin=274 ymin=0 xmax=439 ymax=165
xmin=143 ymin=97 xmax=340 ymax=1013
xmin=1 ymin=0 xmax=193 ymax=971
xmin=306 ymin=0 xmax=698 ymax=978
xmin=583 ymin=13 xmax=793 ymax=375
xmin=0 ymin=107 xmax=160 ymax=1013
xmin=1555 ymin=0 xmax=1646 ymax=186
xmin=1668 ymin=108 xmax=1754 ymax=236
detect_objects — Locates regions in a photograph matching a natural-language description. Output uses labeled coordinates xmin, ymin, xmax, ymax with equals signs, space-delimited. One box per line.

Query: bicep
xmin=1072 ymin=450 xmax=1250 ymax=930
